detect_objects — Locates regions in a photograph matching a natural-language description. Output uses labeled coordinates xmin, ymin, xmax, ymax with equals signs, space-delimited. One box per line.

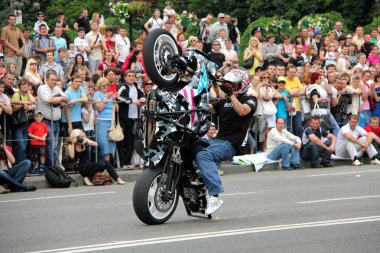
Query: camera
xmin=77 ymin=135 xmax=84 ymax=144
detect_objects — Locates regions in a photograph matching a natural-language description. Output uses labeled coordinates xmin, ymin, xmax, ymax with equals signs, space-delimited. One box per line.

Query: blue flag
xmin=197 ymin=64 xmax=208 ymax=95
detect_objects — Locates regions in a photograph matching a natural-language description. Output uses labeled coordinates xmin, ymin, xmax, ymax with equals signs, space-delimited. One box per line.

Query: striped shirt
xmin=1 ymin=25 xmax=24 ymax=57
xmin=37 ymin=84 xmax=67 ymax=121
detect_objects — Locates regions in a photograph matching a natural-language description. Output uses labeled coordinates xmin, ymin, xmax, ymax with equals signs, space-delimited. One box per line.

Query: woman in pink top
xmin=367 ymin=45 xmax=380 ymax=67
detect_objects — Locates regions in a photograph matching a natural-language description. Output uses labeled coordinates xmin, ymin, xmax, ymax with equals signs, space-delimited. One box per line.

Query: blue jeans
xmin=195 ymin=138 xmax=236 ymax=196
xmin=44 ymin=120 xmax=60 ymax=167
xmin=0 ymin=160 xmax=32 ymax=190
xmin=328 ymin=112 xmax=340 ymax=136
xmin=12 ymin=122 xmax=29 ymax=164
xmin=301 ymin=139 xmax=332 ymax=166
xmin=267 ymin=143 xmax=300 ymax=168
xmin=288 ymin=111 xmax=303 ymax=138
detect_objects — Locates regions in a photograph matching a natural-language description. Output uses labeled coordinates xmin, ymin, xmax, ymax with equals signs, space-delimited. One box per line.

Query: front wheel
xmin=133 ymin=167 xmax=179 ymax=225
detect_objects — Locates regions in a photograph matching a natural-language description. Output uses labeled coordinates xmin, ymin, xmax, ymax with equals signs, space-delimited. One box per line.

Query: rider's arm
xmin=230 ymin=95 xmax=252 ymax=116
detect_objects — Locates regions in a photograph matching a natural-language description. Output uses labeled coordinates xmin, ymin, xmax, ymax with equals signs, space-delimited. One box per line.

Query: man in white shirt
xmin=209 ymin=13 xmax=228 ymax=43
xmin=335 ymin=114 xmax=380 ymax=165
xmin=221 ymin=39 xmax=238 ymax=64
xmin=115 ymin=27 xmax=130 ymax=68
xmin=85 ymin=22 xmax=104 ymax=75
xmin=266 ymin=117 xmax=302 ymax=170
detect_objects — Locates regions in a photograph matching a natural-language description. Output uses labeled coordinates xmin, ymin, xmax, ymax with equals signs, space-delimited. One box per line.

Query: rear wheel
xmin=133 ymin=167 xmax=179 ymax=225
xmin=143 ymin=29 xmax=181 ymax=92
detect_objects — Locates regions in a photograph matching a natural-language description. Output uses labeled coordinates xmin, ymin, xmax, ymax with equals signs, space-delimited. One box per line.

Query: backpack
xmin=45 ymin=165 xmax=78 ymax=188
xmin=92 ymin=172 xmax=113 ymax=186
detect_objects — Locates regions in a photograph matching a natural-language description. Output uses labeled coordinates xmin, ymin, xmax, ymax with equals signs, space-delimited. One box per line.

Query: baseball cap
xmin=218 ymin=13 xmax=225 ymax=18
xmin=0 ymin=53 xmax=4 ymax=58
xmin=252 ymin=26 xmax=262 ymax=35
xmin=37 ymin=12 xmax=44 ymax=17
xmin=34 ymin=110 xmax=44 ymax=116
xmin=314 ymin=29 xmax=322 ymax=35
xmin=277 ymin=76 xmax=286 ymax=83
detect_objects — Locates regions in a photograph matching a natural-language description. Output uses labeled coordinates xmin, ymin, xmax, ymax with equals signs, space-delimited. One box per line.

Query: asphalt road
xmin=1 ymin=165 xmax=380 ymax=253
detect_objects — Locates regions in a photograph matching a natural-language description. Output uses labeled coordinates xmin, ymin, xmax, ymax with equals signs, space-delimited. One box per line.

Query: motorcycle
xmin=132 ymin=29 xmax=219 ymax=225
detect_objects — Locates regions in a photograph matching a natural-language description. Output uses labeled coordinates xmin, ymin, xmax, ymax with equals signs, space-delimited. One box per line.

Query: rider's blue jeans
xmin=195 ymin=138 xmax=236 ymax=196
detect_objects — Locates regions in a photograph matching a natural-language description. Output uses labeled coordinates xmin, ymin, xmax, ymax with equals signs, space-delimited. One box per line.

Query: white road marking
xmin=0 ymin=192 xmax=116 ymax=203
xmin=307 ymin=169 xmax=380 ymax=177
xmin=25 ymin=215 xmax=380 ymax=253
xmin=222 ymin=191 xmax=257 ymax=196
xmin=298 ymin=194 xmax=380 ymax=204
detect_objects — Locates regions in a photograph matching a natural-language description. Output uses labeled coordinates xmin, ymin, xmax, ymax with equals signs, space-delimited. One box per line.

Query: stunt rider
xmin=196 ymin=69 xmax=257 ymax=215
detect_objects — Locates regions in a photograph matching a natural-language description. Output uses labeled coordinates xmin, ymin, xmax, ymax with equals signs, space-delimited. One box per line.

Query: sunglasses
xmin=30 ymin=63 xmax=37 ymax=65
xmin=101 ymin=84 xmax=109 ymax=88
xmin=346 ymin=37 xmax=352 ymax=39
xmin=146 ymin=82 xmax=153 ymax=85
xmin=284 ymin=37 xmax=290 ymax=40
xmin=263 ymin=76 xmax=270 ymax=79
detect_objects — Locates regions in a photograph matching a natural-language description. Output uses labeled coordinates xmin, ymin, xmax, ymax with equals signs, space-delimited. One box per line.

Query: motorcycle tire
xmin=133 ymin=167 xmax=179 ymax=225
xmin=143 ymin=29 xmax=182 ymax=92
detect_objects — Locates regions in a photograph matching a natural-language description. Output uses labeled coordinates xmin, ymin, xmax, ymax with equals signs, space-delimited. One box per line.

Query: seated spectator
xmin=335 ymin=114 xmax=380 ymax=165
xmin=364 ymin=116 xmax=380 ymax=152
xmin=266 ymin=117 xmax=302 ymax=170
xmin=27 ymin=111 xmax=48 ymax=174
xmin=0 ymin=132 xmax=36 ymax=192
xmin=301 ymin=116 xmax=336 ymax=168
xmin=68 ymin=129 xmax=126 ymax=186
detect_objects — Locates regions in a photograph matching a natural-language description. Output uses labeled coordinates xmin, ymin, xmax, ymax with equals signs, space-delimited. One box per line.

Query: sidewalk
xmin=25 ymin=159 xmax=358 ymax=189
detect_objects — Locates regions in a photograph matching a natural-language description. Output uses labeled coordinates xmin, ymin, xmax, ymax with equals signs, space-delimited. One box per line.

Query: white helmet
xmin=222 ymin=69 xmax=251 ymax=97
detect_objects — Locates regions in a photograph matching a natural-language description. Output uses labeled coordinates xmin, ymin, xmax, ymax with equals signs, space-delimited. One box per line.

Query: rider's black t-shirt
xmin=212 ymin=95 xmax=257 ymax=148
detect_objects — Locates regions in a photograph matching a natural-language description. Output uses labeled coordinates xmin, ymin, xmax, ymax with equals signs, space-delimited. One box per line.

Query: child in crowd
xmin=27 ymin=111 xmax=49 ymax=174
xmin=87 ymin=84 xmax=96 ymax=98
xmin=68 ymin=43 xmax=76 ymax=67
xmin=163 ymin=1 xmax=176 ymax=22
xmin=81 ymin=100 xmax=96 ymax=162
xmin=325 ymin=43 xmax=339 ymax=66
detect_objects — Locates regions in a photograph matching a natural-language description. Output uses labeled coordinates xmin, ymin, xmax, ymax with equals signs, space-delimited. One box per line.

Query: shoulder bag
xmin=108 ymin=104 xmax=124 ymax=142
xmin=11 ymin=93 xmax=29 ymax=125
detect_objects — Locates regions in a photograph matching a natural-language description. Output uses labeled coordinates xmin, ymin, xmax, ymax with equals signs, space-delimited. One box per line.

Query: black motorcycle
xmin=132 ymin=29 xmax=219 ymax=225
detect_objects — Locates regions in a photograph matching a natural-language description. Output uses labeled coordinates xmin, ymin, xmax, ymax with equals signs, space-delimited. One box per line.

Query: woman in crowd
xmin=24 ymin=58 xmax=42 ymax=86
xmin=367 ymin=45 xmax=380 ymax=67
xmin=327 ymin=31 xmax=337 ymax=44
xmin=67 ymin=54 xmax=91 ymax=80
xmin=347 ymin=75 xmax=364 ymax=116
xmin=104 ymin=27 xmax=119 ymax=62
xmin=187 ymin=36 xmax=198 ymax=50
xmin=93 ymin=77 xmax=117 ymax=161
xmin=144 ymin=9 xmax=163 ymax=32
xmin=359 ymin=70 xmax=372 ymax=127
xmin=91 ymin=12 xmax=100 ymax=25
xmin=243 ymin=36 xmax=262 ymax=77
xmin=278 ymin=34 xmax=293 ymax=65
xmin=11 ymin=78 xmax=36 ymax=163
xmin=177 ymin=32 xmax=188 ymax=51
xmin=130 ymin=51 xmax=146 ymax=88
xmin=68 ymin=129 xmax=125 ymax=186
xmin=292 ymin=35 xmax=306 ymax=53
xmin=319 ymin=36 xmax=331 ymax=64
xmin=337 ymin=34 xmax=347 ymax=53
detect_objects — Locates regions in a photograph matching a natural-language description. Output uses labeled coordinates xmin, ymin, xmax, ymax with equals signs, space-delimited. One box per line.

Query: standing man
xmin=262 ymin=34 xmax=280 ymax=69
xmin=134 ymin=30 xmax=146 ymax=49
xmin=114 ymin=27 xmax=131 ymax=68
xmin=117 ymin=70 xmax=146 ymax=167
xmin=196 ymin=69 xmax=256 ymax=215
xmin=85 ymin=22 xmax=104 ymax=75
xmin=285 ymin=64 xmax=305 ymax=138
xmin=74 ymin=9 xmax=91 ymax=34
xmin=301 ymin=116 xmax=336 ymax=168
xmin=335 ymin=114 xmax=380 ymax=166
xmin=52 ymin=26 xmax=67 ymax=62
xmin=266 ymin=117 xmax=302 ymax=170
xmin=333 ymin=21 xmax=344 ymax=40
xmin=21 ymin=28 xmax=33 ymax=76
xmin=1 ymin=14 xmax=24 ymax=76
xmin=37 ymin=71 xmax=68 ymax=167
xmin=209 ymin=13 xmax=228 ymax=43
xmin=199 ymin=13 xmax=213 ymax=53
xmin=39 ymin=51 xmax=64 ymax=83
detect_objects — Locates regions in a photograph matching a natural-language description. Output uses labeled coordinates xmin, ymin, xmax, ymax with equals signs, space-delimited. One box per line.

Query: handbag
xmin=108 ymin=104 xmax=124 ymax=142
xmin=311 ymin=100 xmax=331 ymax=130
xmin=11 ymin=94 xmax=28 ymax=125
xmin=262 ymin=99 xmax=277 ymax=115
xmin=243 ymin=56 xmax=254 ymax=69
xmin=92 ymin=172 xmax=113 ymax=186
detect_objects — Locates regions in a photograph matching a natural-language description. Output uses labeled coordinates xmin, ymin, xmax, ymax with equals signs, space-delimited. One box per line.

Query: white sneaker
xmin=371 ymin=158 xmax=380 ymax=165
xmin=206 ymin=196 xmax=224 ymax=215
xmin=353 ymin=160 xmax=362 ymax=166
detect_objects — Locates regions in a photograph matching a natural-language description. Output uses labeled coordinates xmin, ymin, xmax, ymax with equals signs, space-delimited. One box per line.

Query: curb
xmin=24 ymin=159 xmax=365 ymax=189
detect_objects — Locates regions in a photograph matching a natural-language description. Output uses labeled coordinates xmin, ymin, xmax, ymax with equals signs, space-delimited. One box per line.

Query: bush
xmin=297 ymin=12 xmax=349 ymax=36
xmin=363 ymin=17 xmax=380 ymax=35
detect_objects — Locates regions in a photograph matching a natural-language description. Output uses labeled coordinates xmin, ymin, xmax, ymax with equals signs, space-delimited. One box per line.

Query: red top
xmin=98 ymin=61 xmax=118 ymax=74
xmin=364 ymin=125 xmax=380 ymax=136
xmin=108 ymin=83 xmax=117 ymax=93
xmin=28 ymin=121 xmax=49 ymax=146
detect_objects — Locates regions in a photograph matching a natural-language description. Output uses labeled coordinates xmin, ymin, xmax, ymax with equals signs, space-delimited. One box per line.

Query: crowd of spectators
xmin=1 ymin=1 xmax=380 ymax=192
